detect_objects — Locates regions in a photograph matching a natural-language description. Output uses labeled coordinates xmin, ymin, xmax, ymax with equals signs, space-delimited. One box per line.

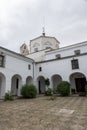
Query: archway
xmin=70 ymin=72 xmax=86 ymax=93
xmin=11 ymin=74 xmax=22 ymax=96
xmin=37 ymin=76 xmax=45 ymax=94
xmin=0 ymin=73 xmax=6 ymax=98
xmin=26 ymin=76 xmax=33 ymax=85
xmin=51 ymin=74 xmax=62 ymax=93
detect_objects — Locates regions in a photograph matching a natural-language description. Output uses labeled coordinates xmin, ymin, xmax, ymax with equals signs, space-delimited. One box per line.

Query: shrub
xmin=21 ymin=84 xmax=37 ymax=98
xmin=4 ymin=91 xmax=13 ymax=101
xmin=57 ymin=81 xmax=70 ymax=96
xmin=85 ymin=84 xmax=87 ymax=94
xmin=45 ymin=88 xmax=53 ymax=96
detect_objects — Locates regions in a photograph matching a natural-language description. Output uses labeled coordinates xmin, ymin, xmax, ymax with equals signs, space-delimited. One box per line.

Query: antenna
xmin=42 ymin=16 xmax=45 ymax=36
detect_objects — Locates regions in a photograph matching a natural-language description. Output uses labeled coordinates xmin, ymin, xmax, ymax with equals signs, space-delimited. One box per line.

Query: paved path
xmin=0 ymin=96 xmax=87 ymax=130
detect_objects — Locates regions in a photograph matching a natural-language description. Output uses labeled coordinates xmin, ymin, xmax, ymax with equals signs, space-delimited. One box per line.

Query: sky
xmin=0 ymin=0 xmax=87 ymax=52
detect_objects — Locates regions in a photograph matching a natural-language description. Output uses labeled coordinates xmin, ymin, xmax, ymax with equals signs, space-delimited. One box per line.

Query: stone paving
xmin=0 ymin=96 xmax=87 ymax=130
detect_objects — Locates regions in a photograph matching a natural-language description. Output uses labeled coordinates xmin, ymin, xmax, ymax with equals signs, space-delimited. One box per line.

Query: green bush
xmin=21 ymin=84 xmax=37 ymax=98
xmin=57 ymin=81 xmax=70 ymax=96
xmin=4 ymin=92 xmax=13 ymax=101
xmin=85 ymin=84 xmax=87 ymax=94
xmin=45 ymin=88 xmax=53 ymax=96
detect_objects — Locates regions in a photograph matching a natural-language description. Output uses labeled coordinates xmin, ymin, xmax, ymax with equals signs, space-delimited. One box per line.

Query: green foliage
xmin=57 ymin=81 xmax=70 ymax=96
xmin=4 ymin=92 xmax=13 ymax=101
xmin=45 ymin=88 xmax=53 ymax=96
xmin=85 ymin=84 xmax=87 ymax=94
xmin=45 ymin=78 xmax=50 ymax=86
xmin=21 ymin=84 xmax=37 ymax=98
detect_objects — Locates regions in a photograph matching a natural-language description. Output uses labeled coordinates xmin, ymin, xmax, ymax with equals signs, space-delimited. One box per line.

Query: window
xmin=55 ymin=54 xmax=61 ymax=59
xmin=39 ymin=67 xmax=42 ymax=71
xmin=71 ymin=59 xmax=79 ymax=69
xmin=28 ymin=64 xmax=31 ymax=70
xmin=0 ymin=55 xmax=4 ymax=67
xmin=74 ymin=50 xmax=80 ymax=55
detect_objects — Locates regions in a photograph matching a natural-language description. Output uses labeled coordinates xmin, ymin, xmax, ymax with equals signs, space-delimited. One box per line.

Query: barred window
xmin=71 ymin=59 xmax=79 ymax=69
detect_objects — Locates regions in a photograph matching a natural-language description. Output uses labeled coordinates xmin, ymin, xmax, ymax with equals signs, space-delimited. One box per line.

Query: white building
xmin=0 ymin=33 xmax=87 ymax=98
xmin=0 ymin=46 xmax=34 ymax=98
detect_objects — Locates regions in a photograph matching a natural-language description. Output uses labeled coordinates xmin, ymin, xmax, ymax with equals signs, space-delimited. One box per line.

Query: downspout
xmin=32 ymin=61 xmax=34 ymax=79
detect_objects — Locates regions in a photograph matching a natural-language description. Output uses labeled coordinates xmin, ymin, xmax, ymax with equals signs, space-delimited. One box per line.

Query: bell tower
xmin=20 ymin=43 xmax=29 ymax=56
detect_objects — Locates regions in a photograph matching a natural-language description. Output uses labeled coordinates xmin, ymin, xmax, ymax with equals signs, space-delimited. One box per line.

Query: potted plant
xmin=45 ymin=78 xmax=50 ymax=90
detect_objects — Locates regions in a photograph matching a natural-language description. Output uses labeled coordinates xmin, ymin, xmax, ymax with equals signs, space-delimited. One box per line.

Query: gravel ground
xmin=0 ymin=96 xmax=87 ymax=130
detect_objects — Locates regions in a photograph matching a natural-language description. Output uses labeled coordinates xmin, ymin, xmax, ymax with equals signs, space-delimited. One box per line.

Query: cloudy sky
xmin=0 ymin=0 xmax=87 ymax=52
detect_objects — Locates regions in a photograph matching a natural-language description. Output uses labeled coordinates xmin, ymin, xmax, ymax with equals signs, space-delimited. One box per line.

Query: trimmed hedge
xmin=85 ymin=84 xmax=87 ymax=94
xmin=85 ymin=84 xmax=87 ymax=95
xmin=21 ymin=84 xmax=37 ymax=98
xmin=57 ymin=81 xmax=70 ymax=96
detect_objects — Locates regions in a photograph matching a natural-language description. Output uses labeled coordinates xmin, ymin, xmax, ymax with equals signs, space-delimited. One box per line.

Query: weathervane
xmin=42 ymin=16 xmax=45 ymax=36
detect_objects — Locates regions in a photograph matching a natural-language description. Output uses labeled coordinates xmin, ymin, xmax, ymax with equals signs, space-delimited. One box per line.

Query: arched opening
xmin=69 ymin=72 xmax=86 ymax=93
xmin=51 ymin=74 xmax=62 ymax=93
xmin=37 ymin=76 xmax=45 ymax=94
xmin=0 ymin=73 xmax=6 ymax=98
xmin=11 ymin=74 xmax=22 ymax=96
xmin=26 ymin=76 xmax=33 ymax=85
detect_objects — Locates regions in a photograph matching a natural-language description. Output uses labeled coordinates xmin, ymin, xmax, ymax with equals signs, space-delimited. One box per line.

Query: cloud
xmin=0 ymin=0 xmax=87 ymax=52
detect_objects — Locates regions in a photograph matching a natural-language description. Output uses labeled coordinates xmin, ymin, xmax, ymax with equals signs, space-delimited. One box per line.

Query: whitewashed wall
xmin=0 ymin=48 xmax=34 ymax=98
xmin=45 ymin=41 xmax=87 ymax=60
xmin=35 ymin=54 xmax=87 ymax=90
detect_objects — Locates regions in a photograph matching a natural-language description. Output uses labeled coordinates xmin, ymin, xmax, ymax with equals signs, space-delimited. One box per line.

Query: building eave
xmin=46 ymin=41 xmax=87 ymax=55
xmin=30 ymin=35 xmax=60 ymax=43
xmin=0 ymin=46 xmax=34 ymax=63
xmin=36 ymin=52 xmax=87 ymax=64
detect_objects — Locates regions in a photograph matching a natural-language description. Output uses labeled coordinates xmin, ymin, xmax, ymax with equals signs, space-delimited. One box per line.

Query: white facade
xmin=32 ymin=39 xmax=87 ymax=94
xmin=0 ymin=47 xmax=34 ymax=98
xmin=35 ymin=53 xmax=87 ymax=93
xmin=0 ymin=34 xmax=87 ymax=98
xmin=45 ymin=41 xmax=87 ymax=60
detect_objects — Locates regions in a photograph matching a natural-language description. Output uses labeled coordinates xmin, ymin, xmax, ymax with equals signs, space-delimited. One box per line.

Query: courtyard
xmin=0 ymin=96 xmax=87 ymax=130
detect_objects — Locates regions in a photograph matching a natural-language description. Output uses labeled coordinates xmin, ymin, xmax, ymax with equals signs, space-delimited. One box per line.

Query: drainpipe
xmin=32 ymin=61 xmax=34 ymax=79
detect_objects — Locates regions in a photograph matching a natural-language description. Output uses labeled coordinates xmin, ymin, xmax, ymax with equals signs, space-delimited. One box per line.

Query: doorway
xmin=75 ymin=77 xmax=86 ymax=92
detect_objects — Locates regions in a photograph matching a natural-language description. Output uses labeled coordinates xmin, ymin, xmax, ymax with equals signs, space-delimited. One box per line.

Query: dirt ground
xmin=0 ymin=96 xmax=87 ymax=130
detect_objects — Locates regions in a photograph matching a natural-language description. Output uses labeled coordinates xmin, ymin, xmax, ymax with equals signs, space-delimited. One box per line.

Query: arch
xmin=69 ymin=72 xmax=86 ymax=93
xmin=0 ymin=73 xmax=6 ymax=98
xmin=26 ymin=76 xmax=33 ymax=85
xmin=11 ymin=74 xmax=22 ymax=96
xmin=51 ymin=74 xmax=62 ymax=93
xmin=37 ymin=76 xmax=45 ymax=94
